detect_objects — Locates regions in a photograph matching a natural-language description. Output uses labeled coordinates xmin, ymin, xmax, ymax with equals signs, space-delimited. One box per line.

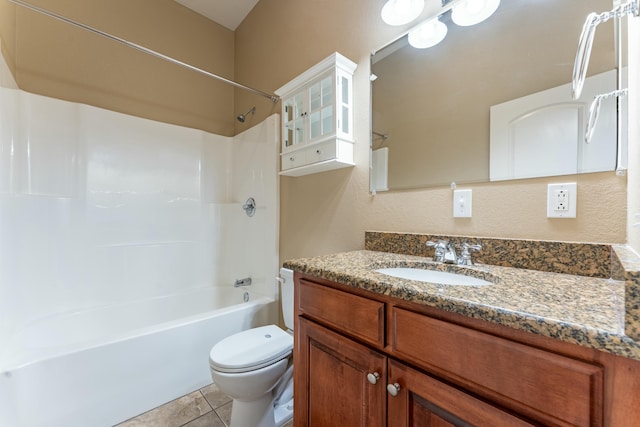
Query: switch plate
xmin=453 ymin=189 xmax=472 ymax=218
xmin=547 ymin=183 xmax=577 ymax=218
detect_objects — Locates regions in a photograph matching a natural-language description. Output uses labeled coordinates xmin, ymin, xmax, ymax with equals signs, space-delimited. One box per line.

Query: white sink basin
xmin=376 ymin=267 xmax=493 ymax=287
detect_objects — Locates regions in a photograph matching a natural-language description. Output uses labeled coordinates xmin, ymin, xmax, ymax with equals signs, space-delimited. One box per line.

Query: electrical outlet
xmin=547 ymin=183 xmax=577 ymax=218
xmin=553 ymin=189 xmax=569 ymax=211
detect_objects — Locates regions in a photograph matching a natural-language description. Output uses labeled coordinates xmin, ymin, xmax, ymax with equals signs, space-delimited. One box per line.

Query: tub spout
xmin=234 ymin=277 xmax=252 ymax=287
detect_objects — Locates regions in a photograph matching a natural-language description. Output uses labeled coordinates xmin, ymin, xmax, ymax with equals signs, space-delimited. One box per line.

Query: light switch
xmin=453 ymin=189 xmax=472 ymax=218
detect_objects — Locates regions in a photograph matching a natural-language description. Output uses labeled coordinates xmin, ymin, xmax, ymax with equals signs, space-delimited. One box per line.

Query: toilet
xmin=209 ymin=268 xmax=295 ymax=427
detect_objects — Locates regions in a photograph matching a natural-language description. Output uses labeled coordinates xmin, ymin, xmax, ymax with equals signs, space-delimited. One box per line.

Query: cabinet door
xmin=307 ymin=74 xmax=335 ymax=143
xmin=295 ymin=318 xmax=386 ymax=426
xmin=283 ymin=93 xmax=305 ymax=149
xmin=387 ymin=359 xmax=535 ymax=427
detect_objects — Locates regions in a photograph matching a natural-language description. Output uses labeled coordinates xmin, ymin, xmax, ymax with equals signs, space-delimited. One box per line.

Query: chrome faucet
xmin=427 ymin=240 xmax=482 ymax=265
xmin=426 ymin=240 xmax=457 ymax=264
xmin=234 ymin=277 xmax=252 ymax=287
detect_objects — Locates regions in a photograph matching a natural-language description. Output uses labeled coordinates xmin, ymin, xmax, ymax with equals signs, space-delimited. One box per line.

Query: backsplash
xmin=365 ymin=231 xmax=619 ymax=279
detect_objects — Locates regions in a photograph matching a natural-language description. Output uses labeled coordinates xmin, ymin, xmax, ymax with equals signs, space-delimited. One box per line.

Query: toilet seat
xmin=209 ymin=325 xmax=293 ymax=373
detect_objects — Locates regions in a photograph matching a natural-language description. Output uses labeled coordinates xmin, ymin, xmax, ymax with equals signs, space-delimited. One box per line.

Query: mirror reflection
xmin=371 ymin=0 xmax=619 ymax=191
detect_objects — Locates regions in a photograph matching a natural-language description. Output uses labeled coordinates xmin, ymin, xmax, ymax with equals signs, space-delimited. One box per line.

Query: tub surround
xmin=0 ymin=88 xmax=281 ymax=427
xmin=283 ymin=232 xmax=640 ymax=361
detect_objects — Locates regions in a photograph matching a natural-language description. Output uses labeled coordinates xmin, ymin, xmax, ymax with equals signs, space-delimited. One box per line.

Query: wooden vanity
xmin=291 ymin=268 xmax=640 ymax=426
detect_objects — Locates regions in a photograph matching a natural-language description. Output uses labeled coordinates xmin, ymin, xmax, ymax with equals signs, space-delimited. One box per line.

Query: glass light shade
xmin=451 ymin=0 xmax=500 ymax=26
xmin=408 ymin=18 xmax=448 ymax=48
xmin=381 ymin=0 xmax=425 ymax=26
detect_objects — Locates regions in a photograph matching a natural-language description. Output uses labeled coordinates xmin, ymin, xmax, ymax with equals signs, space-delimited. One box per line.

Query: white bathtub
xmin=0 ymin=286 xmax=276 ymax=427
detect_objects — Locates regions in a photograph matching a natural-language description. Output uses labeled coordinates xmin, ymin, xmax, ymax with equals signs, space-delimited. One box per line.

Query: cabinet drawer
xmin=305 ymin=141 xmax=337 ymax=163
xmin=281 ymin=151 xmax=306 ymax=170
xmin=298 ymin=279 xmax=385 ymax=348
xmin=391 ymin=307 xmax=603 ymax=427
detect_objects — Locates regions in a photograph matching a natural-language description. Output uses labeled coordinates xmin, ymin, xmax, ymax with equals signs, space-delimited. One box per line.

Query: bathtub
xmin=0 ymin=286 xmax=276 ymax=427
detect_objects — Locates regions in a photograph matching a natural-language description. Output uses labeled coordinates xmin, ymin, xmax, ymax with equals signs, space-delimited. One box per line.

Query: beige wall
xmin=0 ymin=0 xmax=631 ymax=262
xmin=235 ymin=0 xmax=629 ymax=262
xmin=0 ymin=0 xmax=15 ymax=75
xmin=1 ymin=0 xmax=236 ymax=135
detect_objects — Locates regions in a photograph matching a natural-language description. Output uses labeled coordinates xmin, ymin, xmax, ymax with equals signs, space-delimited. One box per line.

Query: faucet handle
xmin=457 ymin=243 xmax=482 ymax=266
xmin=426 ymin=239 xmax=450 ymax=248
xmin=462 ymin=242 xmax=482 ymax=252
xmin=426 ymin=240 xmax=447 ymax=262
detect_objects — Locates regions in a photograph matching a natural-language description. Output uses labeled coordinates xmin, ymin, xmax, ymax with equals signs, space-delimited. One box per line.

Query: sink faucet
xmin=427 ymin=240 xmax=482 ymax=265
xmin=426 ymin=240 xmax=457 ymax=264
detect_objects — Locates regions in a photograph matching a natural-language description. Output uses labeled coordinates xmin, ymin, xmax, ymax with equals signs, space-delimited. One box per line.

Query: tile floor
xmin=115 ymin=383 xmax=293 ymax=427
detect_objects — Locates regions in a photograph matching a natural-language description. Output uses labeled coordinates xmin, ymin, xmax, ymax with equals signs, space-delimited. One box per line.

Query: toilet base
xmin=228 ymin=395 xmax=293 ymax=427
xmin=230 ymin=394 xmax=275 ymax=427
xmin=274 ymin=397 xmax=294 ymax=426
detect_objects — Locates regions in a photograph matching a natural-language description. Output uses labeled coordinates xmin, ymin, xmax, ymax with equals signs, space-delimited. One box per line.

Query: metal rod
xmin=372 ymin=131 xmax=388 ymax=139
xmin=8 ymin=0 xmax=280 ymax=103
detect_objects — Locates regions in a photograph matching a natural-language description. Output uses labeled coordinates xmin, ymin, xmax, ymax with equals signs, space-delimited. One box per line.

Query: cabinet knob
xmin=387 ymin=383 xmax=401 ymax=397
xmin=366 ymin=372 xmax=380 ymax=385
xmin=316 ymin=149 xmax=321 ymax=154
xmin=289 ymin=156 xmax=295 ymax=161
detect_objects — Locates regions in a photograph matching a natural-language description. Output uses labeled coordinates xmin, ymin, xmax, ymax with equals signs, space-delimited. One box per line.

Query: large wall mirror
xmin=371 ymin=0 xmax=625 ymax=192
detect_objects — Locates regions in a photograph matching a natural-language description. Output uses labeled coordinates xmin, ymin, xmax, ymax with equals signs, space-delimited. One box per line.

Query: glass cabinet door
xmin=339 ymin=75 xmax=350 ymax=136
xmin=283 ymin=94 xmax=304 ymax=148
xmin=308 ymin=75 xmax=334 ymax=142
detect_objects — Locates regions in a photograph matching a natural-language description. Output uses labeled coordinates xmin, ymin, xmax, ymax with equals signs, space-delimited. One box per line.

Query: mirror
xmin=371 ymin=0 xmax=622 ymax=191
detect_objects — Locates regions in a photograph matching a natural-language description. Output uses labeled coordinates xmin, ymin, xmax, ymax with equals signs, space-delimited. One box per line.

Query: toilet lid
xmin=209 ymin=325 xmax=293 ymax=373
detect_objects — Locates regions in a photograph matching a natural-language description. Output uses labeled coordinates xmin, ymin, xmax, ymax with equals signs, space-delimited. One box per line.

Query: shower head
xmin=237 ymin=107 xmax=256 ymax=123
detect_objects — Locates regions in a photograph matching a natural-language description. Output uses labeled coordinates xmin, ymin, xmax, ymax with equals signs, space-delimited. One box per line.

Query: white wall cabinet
xmin=275 ymin=52 xmax=356 ymax=177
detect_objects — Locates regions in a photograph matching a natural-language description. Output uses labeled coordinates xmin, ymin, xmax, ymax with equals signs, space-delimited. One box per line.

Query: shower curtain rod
xmin=8 ymin=0 xmax=280 ymax=103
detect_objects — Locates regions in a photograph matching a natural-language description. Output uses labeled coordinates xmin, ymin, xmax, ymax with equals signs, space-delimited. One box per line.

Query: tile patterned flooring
xmin=115 ymin=383 xmax=293 ymax=427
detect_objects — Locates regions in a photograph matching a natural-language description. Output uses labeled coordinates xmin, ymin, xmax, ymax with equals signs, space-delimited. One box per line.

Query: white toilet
xmin=209 ymin=268 xmax=295 ymax=427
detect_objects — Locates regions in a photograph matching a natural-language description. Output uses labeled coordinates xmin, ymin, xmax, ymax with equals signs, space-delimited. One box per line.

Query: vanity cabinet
xmin=293 ymin=275 xmax=626 ymax=427
xmin=275 ymin=52 xmax=356 ymax=177
xmin=297 ymin=317 xmax=386 ymax=425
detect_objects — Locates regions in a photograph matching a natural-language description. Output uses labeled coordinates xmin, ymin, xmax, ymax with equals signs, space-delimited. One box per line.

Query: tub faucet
xmin=234 ymin=277 xmax=252 ymax=287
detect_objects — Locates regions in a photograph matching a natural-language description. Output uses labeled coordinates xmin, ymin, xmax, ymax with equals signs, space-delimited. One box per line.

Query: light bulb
xmin=408 ymin=18 xmax=448 ymax=49
xmin=451 ymin=0 xmax=500 ymax=26
xmin=465 ymin=0 xmax=485 ymax=15
xmin=381 ymin=0 xmax=425 ymax=26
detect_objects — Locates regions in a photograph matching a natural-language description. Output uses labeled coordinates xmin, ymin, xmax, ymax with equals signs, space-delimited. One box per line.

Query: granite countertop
xmin=284 ymin=250 xmax=640 ymax=361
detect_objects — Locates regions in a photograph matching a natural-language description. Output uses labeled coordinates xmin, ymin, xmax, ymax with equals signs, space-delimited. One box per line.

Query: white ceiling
xmin=174 ymin=0 xmax=259 ymax=31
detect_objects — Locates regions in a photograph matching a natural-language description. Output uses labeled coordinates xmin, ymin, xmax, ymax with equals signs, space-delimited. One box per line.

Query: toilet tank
xmin=280 ymin=268 xmax=295 ymax=331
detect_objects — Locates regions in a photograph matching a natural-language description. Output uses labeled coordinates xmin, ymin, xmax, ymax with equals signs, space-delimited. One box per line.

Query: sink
xmin=376 ymin=267 xmax=493 ymax=287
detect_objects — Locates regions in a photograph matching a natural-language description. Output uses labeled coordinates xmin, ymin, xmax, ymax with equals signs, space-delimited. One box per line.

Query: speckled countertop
xmin=283 ymin=250 xmax=640 ymax=361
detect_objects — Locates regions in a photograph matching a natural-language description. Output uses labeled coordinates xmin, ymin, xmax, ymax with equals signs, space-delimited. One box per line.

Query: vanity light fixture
xmin=381 ymin=0 xmax=425 ymax=26
xmin=408 ymin=17 xmax=448 ymax=48
xmin=451 ymin=0 xmax=500 ymax=26
xmin=378 ymin=0 xmax=501 ymax=50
